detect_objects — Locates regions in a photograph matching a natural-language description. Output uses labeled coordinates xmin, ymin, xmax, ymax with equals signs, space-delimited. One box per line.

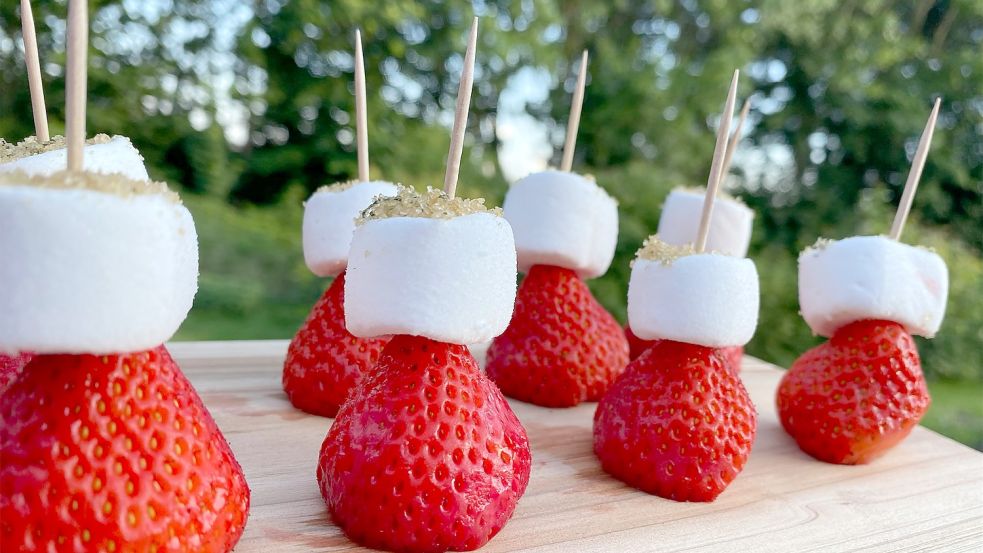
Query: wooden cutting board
xmin=168 ymin=340 xmax=983 ymax=552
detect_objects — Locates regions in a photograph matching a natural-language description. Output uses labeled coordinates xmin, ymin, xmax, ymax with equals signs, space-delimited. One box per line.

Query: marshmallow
xmin=0 ymin=173 xmax=198 ymax=354
xmin=503 ymin=170 xmax=618 ymax=278
xmin=303 ymin=181 xmax=399 ymax=277
xmin=0 ymin=135 xmax=150 ymax=181
xmin=656 ymin=188 xmax=754 ymax=257
xmin=345 ymin=213 xmax=517 ymax=345
xmin=627 ymin=251 xmax=759 ymax=347
xmin=799 ymin=235 xmax=948 ymax=338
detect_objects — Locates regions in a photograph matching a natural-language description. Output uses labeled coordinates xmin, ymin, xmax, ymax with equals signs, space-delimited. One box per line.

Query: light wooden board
xmin=167 ymin=340 xmax=983 ymax=552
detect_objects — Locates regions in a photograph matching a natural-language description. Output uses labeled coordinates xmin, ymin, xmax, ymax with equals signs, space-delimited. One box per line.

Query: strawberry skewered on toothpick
xmin=777 ymin=99 xmax=945 ymax=465
xmin=595 ymin=71 xmax=760 ymax=502
xmin=316 ymin=19 xmax=531 ymax=553
xmin=486 ymin=49 xmax=629 ymax=408
xmin=283 ymin=29 xmax=396 ymax=418
xmin=1 ymin=2 xmax=249 ymax=550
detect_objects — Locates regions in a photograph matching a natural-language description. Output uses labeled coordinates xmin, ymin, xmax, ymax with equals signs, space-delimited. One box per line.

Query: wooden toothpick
xmin=21 ymin=0 xmax=48 ymax=142
xmin=560 ymin=49 xmax=589 ymax=172
xmin=717 ymin=97 xmax=750 ymax=189
xmin=695 ymin=69 xmax=740 ymax=253
xmin=65 ymin=0 xmax=87 ymax=171
xmin=442 ymin=17 xmax=478 ymax=198
xmin=354 ymin=28 xmax=369 ymax=182
xmin=889 ymin=97 xmax=941 ymax=241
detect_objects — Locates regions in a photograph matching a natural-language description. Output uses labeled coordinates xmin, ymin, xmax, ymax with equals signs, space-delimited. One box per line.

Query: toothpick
xmin=889 ymin=98 xmax=941 ymax=241
xmin=65 ymin=0 xmax=87 ymax=171
xmin=354 ymin=29 xmax=369 ymax=182
xmin=695 ymin=70 xmax=740 ymax=253
xmin=717 ymin=97 xmax=750 ymax=189
xmin=442 ymin=17 xmax=478 ymax=198
xmin=21 ymin=0 xmax=48 ymax=142
xmin=560 ymin=49 xmax=588 ymax=172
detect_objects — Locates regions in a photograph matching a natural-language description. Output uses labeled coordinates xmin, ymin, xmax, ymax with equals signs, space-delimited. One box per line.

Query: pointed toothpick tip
xmin=889 ymin=97 xmax=942 ymax=241
xmin=695 ymin=70 xmax=740 ymax=253
xmin=560 ymin=49 xmax=589 ymax=173
xmin=354 ymin=26 xmax=369 ymax=182
xmin=441 ymin=17 xmax=479 ymax=198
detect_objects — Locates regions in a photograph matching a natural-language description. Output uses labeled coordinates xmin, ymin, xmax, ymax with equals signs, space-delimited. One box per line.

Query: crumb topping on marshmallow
xmin=0 ymin=169 xmax=179 ymax=203
xmin=314 ymin=180 xmax=365 ymax=194
xmin=0 ymin=134 xmax=114 ymax=164
xmin=634 ymin=235 xmax=695 ymax=265
xmin=358 ymin=186 xmax=502 ymax=223
xmin=801 ymin=236 xmax=937 ymax=260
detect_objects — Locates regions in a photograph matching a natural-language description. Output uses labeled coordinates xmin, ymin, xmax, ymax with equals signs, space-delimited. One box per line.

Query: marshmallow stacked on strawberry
xmin=625 ymin=187 xmax=754 ymax=367
xmin=594 ymin=236 xmax=760 ymax=501
xmin=317 ymin=187 xmax=530 ymax=552
xmin=485 ymin=170 xmax=629 ymax=407
xmin=0 ymin=167 xmax=249 ymax=550
xmin=283 ymin=180 xmax=397 ymax=417
xmin=777 ymin=236 xmax=946 ymax=464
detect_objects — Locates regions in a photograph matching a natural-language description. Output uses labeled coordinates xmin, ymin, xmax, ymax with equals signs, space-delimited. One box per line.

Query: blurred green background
xmin=1 ymin=1 xmax=980 ymax=448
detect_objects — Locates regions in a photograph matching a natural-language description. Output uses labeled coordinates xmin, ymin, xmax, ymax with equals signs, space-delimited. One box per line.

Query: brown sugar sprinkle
xmin=0 ymin=169 xmax=180 ymax=203
xmin=0 ymin=133 xmax=115 ymax=164
xmin=357 ymin=185 xmax=502 ymax=224
xmin=633 ymin=235 xmax=695 ymax=265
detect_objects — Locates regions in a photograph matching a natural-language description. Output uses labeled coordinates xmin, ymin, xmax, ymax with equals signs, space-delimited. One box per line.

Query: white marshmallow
xmin=345 ymin=213 xmax=517 ymax=345
xmin=627 ymin=254 xmax=759 ymax=347
xmin=657 ymin=188 xmax=754 ymax=257
xmin=503 ymin=170 xmax=618 ymax=279
xmin=799 ymin=235 xmax=948 ymax=338
xmin=0 ymin=182 xmax=198 ymax=354
xmin=302 ymin=181 xmax=399 ymax=277
xmin=0 ymin=136 xmax=150 ymax=181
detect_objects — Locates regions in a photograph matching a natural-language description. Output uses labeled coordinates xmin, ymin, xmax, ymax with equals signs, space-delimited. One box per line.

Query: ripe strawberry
xmin=284 ymin=271 xmax=388 ymax=417
xmin=593 ymin=339 xmax=756 ymax=502
xmin=624 ymin=325 xmax=743 ymax=371
xmin=777 ymin=319 xmax=930 ymax=465
xmin=1 ymin=346 xmax=250 ymax=552
xmin=486 ymin=264 xmax=629 ymax=407
xmin=318 ymin=335 xmax=531 ymax=553
xmin=0 ymin=352 xmax=32 ymax=393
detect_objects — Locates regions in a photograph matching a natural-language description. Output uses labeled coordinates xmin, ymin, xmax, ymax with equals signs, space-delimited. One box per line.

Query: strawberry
xmin=283 ymin=271 xmax=388 ymax=417
xmin=777 ymin=319 xmax=930 ymax=465
xmin=1 ymin=346 xmax=250 ymax=552
xmin=624 ymin=325 xmax=743 ymax=371
xmin=486 ymin=264 xmax=629 ymax=407
xmin=0 ymin=352 xmax=32 ymax=393
xmin=317 ymin=335 xmax=531 ymax=553
xmin=593 ymin=339 xmax=756 ymax=502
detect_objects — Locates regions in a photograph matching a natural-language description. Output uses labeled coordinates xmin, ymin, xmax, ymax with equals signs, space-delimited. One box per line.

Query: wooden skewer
xmin=65 ymin=0 xmax=87 ymax=171
xmin=889 ymin=98 xmax=941 ymax=241
xmin=560 ymin=49 xmax=589 ymax=172
xmin=717 ymin=97 xmax=750 ymax=189
xmin=695 ymin=69 xmax=740 ymax=253
xmin=354 ymin=29 xmax=369 ymax=182
xmin=21 ymin=0 xmax=49 ymax=142
xmin=442 ymin=17 xmax=478 ymax=198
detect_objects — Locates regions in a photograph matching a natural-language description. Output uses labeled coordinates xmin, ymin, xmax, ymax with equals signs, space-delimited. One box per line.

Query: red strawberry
xmin=317 ymin=335 xmax=531 ymax=553
xmin=486 ymin=264 xmax=629 ymax=407
xmin=1 ymin=346 xmax=250 ymax=552
xmin=777 ymin=319 xmax=930 ymax=465
xmin=625 ymin=324 xmax=743 ymax=370
xmin=0 ymin=352 xmax=32 ymax=393
xmin=593 ymin=339 xmax=756 ymax=502
xmin=284 ymin=271 xmax=388 ymax=417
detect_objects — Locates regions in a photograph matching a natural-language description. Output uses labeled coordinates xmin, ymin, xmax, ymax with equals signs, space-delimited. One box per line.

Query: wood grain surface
xmin=167 ymin=340 xmax=983 ymax=552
